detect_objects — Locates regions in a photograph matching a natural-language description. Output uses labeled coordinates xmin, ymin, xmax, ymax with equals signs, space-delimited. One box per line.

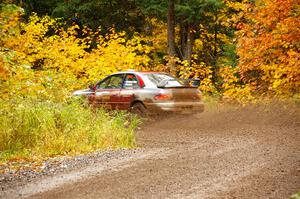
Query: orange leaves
xmin=0 ymin=56 xmax=9 ymax=80
xmin=236 ymin=0 xmax=300 ymax=96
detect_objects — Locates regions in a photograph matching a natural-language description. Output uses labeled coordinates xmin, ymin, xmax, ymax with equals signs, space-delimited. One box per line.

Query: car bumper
xmin=145 ymin=101 xmax=204 ymax=113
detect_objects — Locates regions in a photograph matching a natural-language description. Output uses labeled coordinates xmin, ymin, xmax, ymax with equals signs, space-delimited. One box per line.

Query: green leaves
xmin=175 ymin=0 xmax=224 ymax=22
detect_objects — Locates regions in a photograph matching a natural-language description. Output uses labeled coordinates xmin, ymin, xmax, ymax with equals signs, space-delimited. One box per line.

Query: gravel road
xmin=1 ymin=104 xmax=300 ymax=199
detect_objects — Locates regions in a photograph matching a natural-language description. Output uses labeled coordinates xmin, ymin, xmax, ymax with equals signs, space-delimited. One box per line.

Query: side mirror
xmin=191 ymin=79 xmax=200 ymax=87
xmin=180 ymin=78 xmax=200 ymax=87
xmin=89 ymin=84 xmax=95 ymax=90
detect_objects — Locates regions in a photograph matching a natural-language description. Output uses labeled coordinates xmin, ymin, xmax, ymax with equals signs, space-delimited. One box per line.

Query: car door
xmin=118 ymin=73 xmax=141 ymax=109
xmin=93 ymin=74 xmax=124 ymax=109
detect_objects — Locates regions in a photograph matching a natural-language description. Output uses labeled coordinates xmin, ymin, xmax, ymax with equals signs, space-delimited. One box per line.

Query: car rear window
xmin=123 ymin=74 xmax=140 ymax=89
xmin=143 ymin=73 xmax=183 ymax=87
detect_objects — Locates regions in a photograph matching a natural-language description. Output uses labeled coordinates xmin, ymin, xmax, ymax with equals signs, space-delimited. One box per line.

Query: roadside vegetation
xmin=0 ymin=97 xmax=138 ymax=162
xmin=0 ymin=5 xmax=141 ymax=162
xmin=291 ymin=192 xmax=300 ymax=199
xmin=0 ymin=0 xmax=299 ymax=162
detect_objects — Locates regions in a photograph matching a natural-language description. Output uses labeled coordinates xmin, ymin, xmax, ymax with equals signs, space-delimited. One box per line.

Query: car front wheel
xmin=130 ymin=102 xmax=148 ymax=117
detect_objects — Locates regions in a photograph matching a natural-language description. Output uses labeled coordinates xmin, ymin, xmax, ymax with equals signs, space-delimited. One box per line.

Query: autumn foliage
xmin=0 ymin=5 xmax=141 ymax=161
xmin=0 ymin=0 xmax=299 ymax=161
xmin=2 ymin=1 xmax=299 ymax=103
xmin=1 ymin=10 xmax=151 ymax=102
xmin=236 ymin=0 xmax=300 ymax=96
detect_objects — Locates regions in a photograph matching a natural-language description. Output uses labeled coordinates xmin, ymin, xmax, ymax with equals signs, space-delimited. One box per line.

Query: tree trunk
xmin=179 ymin=22 xmax=188 ymax=60
xmin=181 ymin=24 xmax=194 ymax=67
xmin=212 ymin=12 xmax=218 ymax=85
xmin=167 ymin=0 xmax=176 ymax=75
xmin=185 ymin=24 xmax=194 ymax=66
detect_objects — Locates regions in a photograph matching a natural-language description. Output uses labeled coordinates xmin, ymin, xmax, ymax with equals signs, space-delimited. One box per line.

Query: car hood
xmin=73 ymin=89 xmax=94 ymax=96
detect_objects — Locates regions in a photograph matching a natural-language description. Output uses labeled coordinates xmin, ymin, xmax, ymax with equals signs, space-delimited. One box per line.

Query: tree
xmin=167 ymin=0 xmax=176 ymax=75
xmin=175 ymin=0 xmax=223 ymax=67
xmin=236 ymin=0 xmax=300 ymax=95
xmin=5 ymin=0 xmax=145 ymax=33
xmin=137 ymin=0 xmax=223 ymax=75
xmin=52 ymin=0 xmax=145 ymax=32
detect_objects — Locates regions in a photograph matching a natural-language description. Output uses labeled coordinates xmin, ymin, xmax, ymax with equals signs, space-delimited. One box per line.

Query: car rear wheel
xmin=130 ymin=102 xmax=148 ymax=117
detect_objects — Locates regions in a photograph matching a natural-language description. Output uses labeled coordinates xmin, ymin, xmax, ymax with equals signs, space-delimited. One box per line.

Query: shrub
xmin=0 ymin=98 xmax=139 ymax=162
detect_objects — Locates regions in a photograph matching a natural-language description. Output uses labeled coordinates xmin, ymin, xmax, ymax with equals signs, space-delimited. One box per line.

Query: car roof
xmin=112 ymin=70 xmax=168 ymax=75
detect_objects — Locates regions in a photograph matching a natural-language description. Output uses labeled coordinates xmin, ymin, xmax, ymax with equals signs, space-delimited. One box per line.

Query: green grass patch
xmin=0 ymin=98 xmax=139 ymax=163
xmin=291 ymin=192 xmax=300 ymax=199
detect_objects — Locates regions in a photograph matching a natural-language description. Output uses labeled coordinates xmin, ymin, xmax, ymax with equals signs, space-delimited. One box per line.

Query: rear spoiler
xmin=181 ymin=78 xmax=201 ymax=87
xmin=157 ymin=78 xmax=201 ymax=88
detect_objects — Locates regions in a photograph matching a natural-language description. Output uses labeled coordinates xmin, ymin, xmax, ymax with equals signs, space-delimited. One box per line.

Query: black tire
xmin=130 ymin=102 xmax=148 ymax=117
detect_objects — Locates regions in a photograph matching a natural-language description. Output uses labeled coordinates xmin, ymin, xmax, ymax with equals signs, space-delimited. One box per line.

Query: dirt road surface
xmin=2 ymin=104 xmax=300 ymax=199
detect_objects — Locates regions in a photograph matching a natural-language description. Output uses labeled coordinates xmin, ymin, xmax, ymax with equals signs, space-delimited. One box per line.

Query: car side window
xmin=96 ymin=78 xmax=109 ymax=89
xmin=96 ymin=74 xmax=124 ymax=89
xmin=123 ymin=74 xmax=140 ymax=89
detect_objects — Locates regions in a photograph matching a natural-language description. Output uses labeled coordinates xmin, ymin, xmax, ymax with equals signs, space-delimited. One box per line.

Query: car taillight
xmin=136 ymin=75 xmax=145 ymax=88
xmin=154 ymin=94 xmax=172 ymax=100
xmin=196 ymin=91 xmax=202 ymax=99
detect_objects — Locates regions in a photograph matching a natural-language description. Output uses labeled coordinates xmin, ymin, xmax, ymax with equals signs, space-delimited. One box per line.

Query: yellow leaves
xmin=199 ymin=78 xmax=215 ymax=93
xmin=0 ymin=11 xmax=153 ymax=101
xmin=21 ymin=13 xmax=56 ymax=39
xmin=219 ymin=66 xmax=238 ymax=90
xmin=0 ymin=4 xmax=23 ymax=40
xmin=84 ymin=30 xmax=150 ymax=82
xmin=177 ymin=58 xmax=215 ymax=93
xmin=218 ymin=65 xmax=258 ymax=104
xmin=272 ymin=79 xmax=281 ymax=89
xmin=224 ymin=0 xmax=248 ymax=11
xmin=223 ymin=84 xmax=256 ymax=105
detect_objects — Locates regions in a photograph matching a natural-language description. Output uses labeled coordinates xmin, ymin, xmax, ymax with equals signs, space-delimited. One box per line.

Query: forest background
xmin=0 ymin=0 xmax=299 ymax=162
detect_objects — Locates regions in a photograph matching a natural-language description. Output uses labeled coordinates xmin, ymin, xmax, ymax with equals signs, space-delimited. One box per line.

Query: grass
xmin=0 ymin=97 xmax=139 ymax=162
xmin=291 ymin=192 xmax=300 ymax=199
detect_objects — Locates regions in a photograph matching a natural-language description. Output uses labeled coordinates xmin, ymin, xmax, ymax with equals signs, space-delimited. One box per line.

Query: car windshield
xmin=143 ymin=73 xmax=183 ymax=87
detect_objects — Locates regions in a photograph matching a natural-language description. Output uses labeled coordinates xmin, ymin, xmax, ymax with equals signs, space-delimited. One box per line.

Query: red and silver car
xmin=73 ymin=71 xmax=204 ymax=116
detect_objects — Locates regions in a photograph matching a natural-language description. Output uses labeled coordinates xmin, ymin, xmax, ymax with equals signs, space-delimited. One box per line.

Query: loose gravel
xmin=0 ymin=149 xmax=149 ymax=195
xmin=1 ymin=102 xmax=299 ymax=199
